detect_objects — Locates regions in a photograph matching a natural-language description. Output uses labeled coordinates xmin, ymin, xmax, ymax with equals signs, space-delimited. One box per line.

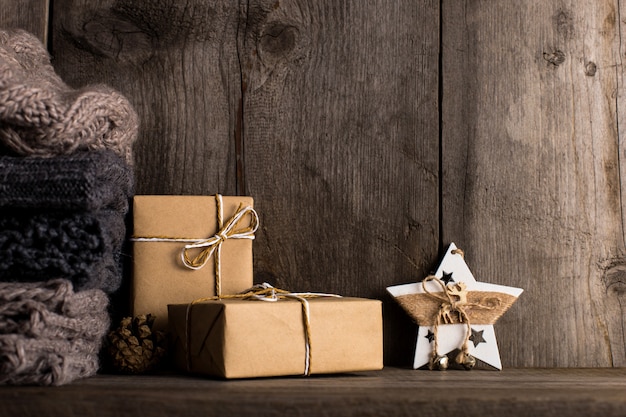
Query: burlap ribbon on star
xmin=395 ymin=273 xmax=517 ymax=368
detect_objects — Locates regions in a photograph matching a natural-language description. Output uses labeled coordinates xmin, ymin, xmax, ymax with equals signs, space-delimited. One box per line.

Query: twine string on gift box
xmin=185 ymin=283 xmax=341 ymax=376
xmin=131 ymin=194 xmax=259 ymax=296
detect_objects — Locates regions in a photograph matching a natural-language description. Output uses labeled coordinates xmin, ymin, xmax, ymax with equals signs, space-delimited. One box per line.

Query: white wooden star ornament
xmin=387 ymin=243 xmax=523 ymax=370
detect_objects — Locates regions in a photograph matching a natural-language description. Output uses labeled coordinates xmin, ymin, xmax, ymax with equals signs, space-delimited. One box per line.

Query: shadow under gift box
xmin=168 ymin=297 xmax=384 ymax=379
xmin=132 ymin=196 xmax=255 ymax=331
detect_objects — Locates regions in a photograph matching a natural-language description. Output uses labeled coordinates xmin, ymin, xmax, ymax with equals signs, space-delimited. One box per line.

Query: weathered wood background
xmin=1 ymin=0 xmax=625 ymax=368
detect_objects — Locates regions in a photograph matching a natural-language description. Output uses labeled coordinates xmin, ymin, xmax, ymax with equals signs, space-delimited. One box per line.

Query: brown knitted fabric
xmin=0 ymin=29 xmax=138 ymax=164
xmin=0 ymin=279 xmax=109 ymax=386
xmin=0 ymin=335 xmax=101 ymax=386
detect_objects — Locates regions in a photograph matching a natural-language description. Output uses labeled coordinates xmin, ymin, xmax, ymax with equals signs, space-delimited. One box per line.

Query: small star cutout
xmin=469 ymin=328 xmax=486 ymax=347
xmin=441 ymin=271 xmax=454 ymax=285
xmin=425 ymin=330 xmax=435 ymax=343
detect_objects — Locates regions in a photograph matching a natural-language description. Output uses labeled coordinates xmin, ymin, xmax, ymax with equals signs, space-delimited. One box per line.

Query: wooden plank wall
xmin=443 ymin=1 xmax=626 ymax=367
xmin=48 ymin=0 xmax=439 ymax=366
xmin=240 ymin=1 xmax=440 ymax=365
xmin=0 ymin=0 xmax=48 ymax=43
xmin=1 ymin=0 xmax=624 ymax=368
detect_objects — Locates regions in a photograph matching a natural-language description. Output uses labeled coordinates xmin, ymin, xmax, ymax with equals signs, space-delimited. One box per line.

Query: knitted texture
xmin=0 ymin=29 xmax=138 ymax=164
xmin=0 ymin=279 xmax=109 ymax=386
xmin=0 ymin=150 xmax=133 ymax=212
xmin=0 ymin=210 xmax=126 ymax=293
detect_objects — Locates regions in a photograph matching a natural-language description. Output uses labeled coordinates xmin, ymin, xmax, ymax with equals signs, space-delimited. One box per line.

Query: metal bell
xmin=430 ymin=355 xmax=449 ymax=371
xmin=455 ymin=351 xmax=476 ymax=370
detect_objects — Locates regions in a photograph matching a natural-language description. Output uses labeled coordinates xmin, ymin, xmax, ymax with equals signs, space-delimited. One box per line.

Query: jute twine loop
xmin=131 ymin=194 xmax=259 ymax=297
xmin=451 ymin=248 xmax=464 ymax=258
xmin=185 ymin=283 xmax=341 ymax=376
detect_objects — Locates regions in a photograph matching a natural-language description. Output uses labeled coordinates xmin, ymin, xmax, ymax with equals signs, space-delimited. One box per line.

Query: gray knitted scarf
xmin=0 ymin=209 xmax=127 ymax=293
xmin=0 ymin=29 xmax=137 ymax=164
xmin=0 ymin=150 xmax=133 ymax=212
xmin=0 ymin=279 xmax=109 ymax=386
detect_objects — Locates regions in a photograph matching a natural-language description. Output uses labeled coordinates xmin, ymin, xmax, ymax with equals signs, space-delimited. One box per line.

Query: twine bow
xmin=180 ymin=199 xmax=258 ymax=271
xmin=421 ymin=274 xmax=497 ymax=369
xmin=186 ymin=283 xmax=341 ymax=376
xmin=132 ymin=194 xmax=259 ymax=296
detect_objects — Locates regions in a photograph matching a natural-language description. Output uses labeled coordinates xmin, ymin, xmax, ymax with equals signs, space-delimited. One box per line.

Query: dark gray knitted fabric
xmin=0 ymin=150 xmax=133 ymax=212
xmin=0 ymin=279 xmax=109 ymax=386
xmin=0 ymin=210 xmax=126 ymax=293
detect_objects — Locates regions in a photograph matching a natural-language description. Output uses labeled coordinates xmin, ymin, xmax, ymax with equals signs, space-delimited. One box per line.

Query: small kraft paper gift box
xmin=132 ymin=194 xmax=258 ymax=330
xmin=168 ymin=285 xmax=384 ymax=379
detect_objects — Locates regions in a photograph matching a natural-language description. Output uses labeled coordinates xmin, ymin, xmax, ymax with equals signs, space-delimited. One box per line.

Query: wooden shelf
xmin=1 ymin=367 xmax=624 ymax=416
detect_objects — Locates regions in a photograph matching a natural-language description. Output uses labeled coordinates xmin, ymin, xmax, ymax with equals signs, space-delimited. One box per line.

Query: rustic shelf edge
xmin=1 ymin=367 xmax=624 ymax=417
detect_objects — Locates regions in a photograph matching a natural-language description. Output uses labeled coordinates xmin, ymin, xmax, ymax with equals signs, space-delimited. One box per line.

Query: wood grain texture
xmin=19 ymin=0 xmax=626 ymax=369
xmin=0 ymin=0 xmax=49 ymax=43
xmin=241 ymin=0 xmax=440 ymax=365
xmin=442 ymin=0 xmax=626 ymax=367
xmin=49 ymin=0 xmax=440 ymax=366
xmin=50 ymin=0 xmax=242 ymax=195
xmin=0 ymin=368 xmax=625 ymax=417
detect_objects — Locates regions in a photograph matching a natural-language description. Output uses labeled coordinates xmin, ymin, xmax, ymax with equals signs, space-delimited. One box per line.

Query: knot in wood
xmin=603 ymin=264 xmax=626 ymax=297
xmin=543 ymin=50 xmax=566 ymax=67
xmin=584 ymin=61 xmax=597 ymax=76
xmin=260 ymin=23 xmax=299 ymax=56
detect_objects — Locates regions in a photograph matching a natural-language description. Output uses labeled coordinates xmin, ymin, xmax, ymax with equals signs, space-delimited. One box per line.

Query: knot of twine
xmin=422 ymin=248 xmax=496 ymax=368
xmin=132 ymin=194 xmax=259 ymax=297
xmin=422 ymin=276 xmax=473 ymax=364
xmin=186 ymin=283 xmax=341 ymax=376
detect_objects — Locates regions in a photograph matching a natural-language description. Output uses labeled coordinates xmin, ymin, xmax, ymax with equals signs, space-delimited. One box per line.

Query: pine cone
xmin=107 ymin=314 xmax=167 ymax=374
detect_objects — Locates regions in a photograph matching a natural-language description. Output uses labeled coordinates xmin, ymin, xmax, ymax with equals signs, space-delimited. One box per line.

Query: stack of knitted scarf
xmin=0 ymin=280 xmax=110 ymax=386
xmin=0 ymin=28 xmax=138 ymax=385
xmin=0 ymin=152 xmax=132 ymax=293
xmin=0 ymin=150 xmax=134 ymax=212
xmin=0 ymin=29 xmax=137 ymax=164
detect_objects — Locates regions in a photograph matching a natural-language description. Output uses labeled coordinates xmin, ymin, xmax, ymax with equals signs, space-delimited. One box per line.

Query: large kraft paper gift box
xmin=132 ymin=195 xmax=257 ymax=330
xmin=168 ymin=296 xmax=384 ymax=378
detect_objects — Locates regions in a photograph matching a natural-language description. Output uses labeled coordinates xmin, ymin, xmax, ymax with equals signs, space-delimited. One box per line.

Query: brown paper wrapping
xmin=168 ymin=297 xmax=384 ymax=379
xmin=132 ymin=195 xmax=254 ymax=330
